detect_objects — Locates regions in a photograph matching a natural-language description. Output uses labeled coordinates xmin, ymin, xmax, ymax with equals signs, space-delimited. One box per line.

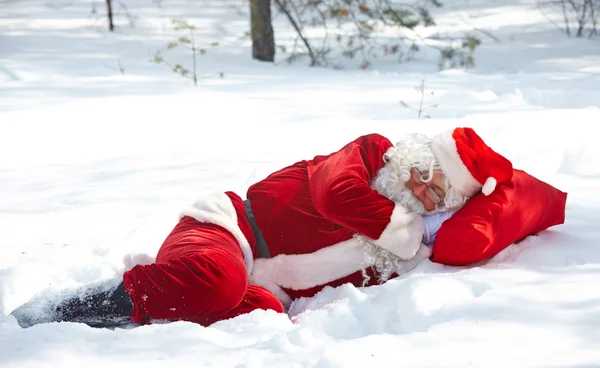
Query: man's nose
xmin=412 ymin=182 xmax=428 ymax=196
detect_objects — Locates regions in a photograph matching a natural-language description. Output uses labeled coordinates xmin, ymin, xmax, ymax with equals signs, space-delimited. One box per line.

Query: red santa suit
xmin=247 ymin=133 xmax=425 ymax=304
xmin=122 ymin=133 xmax=425 ymax=325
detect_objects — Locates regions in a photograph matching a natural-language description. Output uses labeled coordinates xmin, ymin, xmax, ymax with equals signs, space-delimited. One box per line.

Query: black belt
xmin=244 ymin=199 xmax=271 ymax=259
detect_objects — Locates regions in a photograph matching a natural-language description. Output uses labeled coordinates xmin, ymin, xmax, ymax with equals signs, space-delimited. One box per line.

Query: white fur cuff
xmin=249 ymin=238 xmax=365 ymax=308
xmin=373 ymin=204 xmax=425 ymax=260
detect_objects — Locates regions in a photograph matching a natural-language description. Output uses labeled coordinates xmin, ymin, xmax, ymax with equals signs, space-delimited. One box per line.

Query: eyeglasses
xmin=411 ymin=168 xmax=445 ymax=205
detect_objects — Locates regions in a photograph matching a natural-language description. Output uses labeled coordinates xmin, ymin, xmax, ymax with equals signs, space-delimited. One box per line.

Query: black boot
xmin=11 ymin=276 xmax=134 ymax=328
xmin=54 ymin=277 xmax=134 ymax=328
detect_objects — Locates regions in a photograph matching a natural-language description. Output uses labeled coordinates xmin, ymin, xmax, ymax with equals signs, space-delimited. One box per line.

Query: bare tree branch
xmin=274 ymin=0 xmax=319 ymax=66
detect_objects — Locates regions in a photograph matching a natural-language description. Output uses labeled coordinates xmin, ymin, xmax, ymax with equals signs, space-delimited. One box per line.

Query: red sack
xmin=431 ymin=169 xmax=567 ymax=265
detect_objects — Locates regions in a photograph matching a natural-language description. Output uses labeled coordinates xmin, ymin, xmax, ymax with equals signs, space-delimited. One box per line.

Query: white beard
xmin=356 ymin=163 xmax=426 ymax=284
xmin=370 ymin=163 xmax=426 ymax=215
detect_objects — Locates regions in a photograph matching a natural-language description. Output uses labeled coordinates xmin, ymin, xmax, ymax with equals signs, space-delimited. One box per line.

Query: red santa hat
xmin=431 ymin=127 xmax=513 ymax=197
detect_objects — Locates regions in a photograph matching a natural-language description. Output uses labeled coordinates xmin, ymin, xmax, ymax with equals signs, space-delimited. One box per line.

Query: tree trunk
xmin=106 ymin=0 xmax=114 ymax=32
xmin=250 ymin=0 xmax=275 ymax=62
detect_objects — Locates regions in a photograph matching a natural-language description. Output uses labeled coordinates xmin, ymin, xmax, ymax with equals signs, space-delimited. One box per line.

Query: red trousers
xmin=123 ymin=216 xmax=284 ymax=326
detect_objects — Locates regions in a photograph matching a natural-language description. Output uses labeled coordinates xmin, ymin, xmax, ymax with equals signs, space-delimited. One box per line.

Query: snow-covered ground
xmin=1 ymin=0 xmax=600 ymax=366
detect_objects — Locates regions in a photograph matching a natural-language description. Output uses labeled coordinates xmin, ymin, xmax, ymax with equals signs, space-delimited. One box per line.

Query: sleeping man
xmin=11 ymin=127 xmax=513 ymax=328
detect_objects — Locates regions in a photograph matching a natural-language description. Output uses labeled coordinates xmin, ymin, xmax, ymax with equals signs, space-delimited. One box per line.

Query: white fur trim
xmin=431 ymin=130 xmax=481 ymax=197
xmin=482 ymin=177 xmax=497 ymax=196
xmin=180 ymin=192 xmax=254 ymax=276
xmin=394 ymin=243 xmax=432 ymax=275
xmin=373 ymin=204 xmax=425 ymax=260
xmin=249 ymin=237 xmax=365 ymax=308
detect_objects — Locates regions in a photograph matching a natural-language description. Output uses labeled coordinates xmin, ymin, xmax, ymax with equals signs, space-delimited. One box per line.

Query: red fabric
xmin=199 ymin=285 xmax=285 ymax=326
xmin=247 ymin=133 xmax=394 ymax=257
xmin=152 ymin=191 xmax=256 ymax=264
xmin=308 ymin=137 xmax=397 ymax=240
xmin=431 ymin=169 xmax=567 ymax=265
xmin=247 ymin=133 xmax=394 ymax=299
xmin=123 ymin=193 xmax=283 ymax=326
xmin=454 ymin=127 xmax=513 ymax=186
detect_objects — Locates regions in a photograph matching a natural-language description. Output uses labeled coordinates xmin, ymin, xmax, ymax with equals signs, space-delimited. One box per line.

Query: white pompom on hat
xmin=431 ymin=127 xmax=513 ymax=197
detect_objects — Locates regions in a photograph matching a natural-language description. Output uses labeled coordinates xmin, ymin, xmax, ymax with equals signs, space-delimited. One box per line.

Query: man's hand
xmin=394 ymin=243 xmax=432 ymax=274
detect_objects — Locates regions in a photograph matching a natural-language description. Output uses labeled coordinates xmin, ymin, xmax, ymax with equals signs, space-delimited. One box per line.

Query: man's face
xmin=405 ymin=168 xmax=446 ymax=212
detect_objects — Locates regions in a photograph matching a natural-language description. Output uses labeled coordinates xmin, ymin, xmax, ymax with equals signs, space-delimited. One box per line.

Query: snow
xmin=1 ymin=0 xmax=600 ymax=366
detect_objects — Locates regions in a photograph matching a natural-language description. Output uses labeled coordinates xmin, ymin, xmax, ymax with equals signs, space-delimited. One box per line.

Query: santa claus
xmin=11 ymin=127 xmax=513 ymax=328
